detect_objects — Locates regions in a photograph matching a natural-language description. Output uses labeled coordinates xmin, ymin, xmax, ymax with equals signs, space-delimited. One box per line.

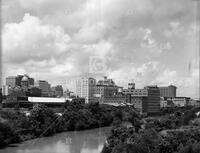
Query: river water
xmin=0 ymin=127 xmax=110 ymax=153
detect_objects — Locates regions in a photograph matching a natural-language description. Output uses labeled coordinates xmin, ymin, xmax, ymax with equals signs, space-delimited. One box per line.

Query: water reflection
xmin=0 ymin=127 xmax=110 ymax=153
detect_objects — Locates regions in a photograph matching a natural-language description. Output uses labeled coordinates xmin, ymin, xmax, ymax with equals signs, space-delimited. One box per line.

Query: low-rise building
xmin=172 ymin=97 xmax=190 ymax=107
xmin=98 ymin=94 xmax=126 ymax=104
xmin=188 ymin=99 xmax=200 ymax=107
xmin=51 ymin=85 xmax=63 ymax=97
xmin=160 ymin=97 xmax=174 ymax=108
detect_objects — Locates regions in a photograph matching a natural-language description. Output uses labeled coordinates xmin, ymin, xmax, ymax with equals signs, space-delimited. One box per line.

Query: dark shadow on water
xmin=0 ymin=144 xmax=18 ymax=149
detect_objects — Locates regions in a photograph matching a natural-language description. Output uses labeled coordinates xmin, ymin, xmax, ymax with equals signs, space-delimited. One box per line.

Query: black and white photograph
xmin=0 ymin=0 xmax=200 ymax=153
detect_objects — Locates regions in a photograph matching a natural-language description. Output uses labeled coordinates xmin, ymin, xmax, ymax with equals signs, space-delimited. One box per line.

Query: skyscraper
xmin=76 ymin=77 xmax=96 ymax=103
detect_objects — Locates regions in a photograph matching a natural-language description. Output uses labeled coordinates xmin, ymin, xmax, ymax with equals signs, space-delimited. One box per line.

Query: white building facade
xmin=76 ymin=77 xmax=96 ymax=103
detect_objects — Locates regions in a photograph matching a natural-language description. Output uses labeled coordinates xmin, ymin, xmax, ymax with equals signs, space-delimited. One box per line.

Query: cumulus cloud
xmin=1 ymin=0 xmax=198 ymax=97
xmin=3 ymin=13 xmax=71 ymax=63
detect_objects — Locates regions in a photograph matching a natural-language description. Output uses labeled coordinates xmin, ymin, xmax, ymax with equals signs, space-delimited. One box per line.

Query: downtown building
xmin=35 ymin=80 xmax=51 ymax=97
xmin=4 ymin=74 xmax=35 ymax=95
xmin=158 ymin=85 xmax=191 ymax=108
xmin=123 ymin=84 xmax=160 ymax=114
xmin=159 ymin=85 xmax=177 ymax=98
xmin=76 ymin=77 xmax=96 ymax=103
xmin=6 ymin=74 xmax=34 ymax=88
xmin=51 ymin=85 xmax=64 ymax=97
xmin=94 ymin=76 xmax=118 ymax=98
xmin=172 ymin=97 xmax=190 ymax=107
xmin=94 ymin=76 xmax=125 ymax=104
xmin=158 ymin=85 xmax=177 ymax=108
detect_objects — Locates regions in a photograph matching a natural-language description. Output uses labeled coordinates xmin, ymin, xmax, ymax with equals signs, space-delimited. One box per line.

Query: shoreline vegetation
xmin=0 ymin=102 xmax=138 ymax=149
xmin=1 ymin=102 xmax=200 ymax=153
xmin=101 ymin=107 xmax=200 ymax=153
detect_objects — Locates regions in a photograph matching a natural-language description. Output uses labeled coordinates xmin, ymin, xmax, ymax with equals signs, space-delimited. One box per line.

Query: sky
xmin=1 ymin=0 xmax=200 ymax=98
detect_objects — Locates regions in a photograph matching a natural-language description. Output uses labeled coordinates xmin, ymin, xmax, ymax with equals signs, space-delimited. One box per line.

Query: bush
xmin=0 ymin=122 xmax=20 ymax=148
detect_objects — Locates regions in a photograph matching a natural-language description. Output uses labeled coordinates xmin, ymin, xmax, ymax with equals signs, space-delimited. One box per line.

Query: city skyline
xmin=1 ymin=72 xmax=195 ymax=99
xmin=4 ymin=73 xmax=179 ymax=97
xmin=1 ymin=1 xmax=200 ymax=153
xmin=1 ymin=0 xmax=199 ymax=98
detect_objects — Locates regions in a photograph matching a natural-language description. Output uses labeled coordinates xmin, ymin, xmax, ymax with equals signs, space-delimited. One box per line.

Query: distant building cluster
xmin=1 ymin=74 xmax=84 ymax=108
xmin=75 ymin=76 xmax=159 ymax=114
xmin=159 ymin=85 xmax=199 ymax=108
xmin=1 ymin=74 xmax=200 ymax=115
xmin=75 ymin=76 xmax=200 ymax=114
xmin=3 ymin=74 xmax=65 ymax=100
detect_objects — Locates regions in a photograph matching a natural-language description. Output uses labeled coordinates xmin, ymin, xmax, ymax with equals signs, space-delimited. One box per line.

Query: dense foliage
xmin=102 ymin=107 xmax=200 ymax=153
xmin=1 ymin=102 xmax=200 ymax=152
xmin=0 ymin=102 xmax=137 ymax=148
xmin=0 ymin=122 xmax=20 ymax=147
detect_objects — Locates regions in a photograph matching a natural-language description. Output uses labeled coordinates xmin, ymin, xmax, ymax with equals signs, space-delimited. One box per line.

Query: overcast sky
xmin=2 ymin=0 xmax=199 ymax=98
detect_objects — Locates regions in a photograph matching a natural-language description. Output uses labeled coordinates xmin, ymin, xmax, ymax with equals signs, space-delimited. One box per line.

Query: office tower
xmin=76 ymin=77 xmax=96 ymax=103
xmin=159 ymin=85 xmax=177 ymax=98
xmin=35 ymin=80 xmax=51 ymax=97
xmin=123 ymin=84 xmax=160 ymax=114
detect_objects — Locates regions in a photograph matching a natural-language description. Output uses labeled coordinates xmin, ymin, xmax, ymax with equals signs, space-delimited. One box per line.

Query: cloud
xmin=3 ymin=13 xmax=71 ymax=64
xmin=1 ymin=0 xmax=198 ymax=97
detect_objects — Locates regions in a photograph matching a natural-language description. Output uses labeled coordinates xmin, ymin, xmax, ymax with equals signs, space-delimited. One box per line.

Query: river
xmin=0 ymin=127 xmax=110 ymax=153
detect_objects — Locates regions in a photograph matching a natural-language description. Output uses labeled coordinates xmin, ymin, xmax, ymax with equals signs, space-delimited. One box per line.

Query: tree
xmin=0 ymin=122 xmax=20 ymax=147
xmin=178 ymin=143 xmax=200 ymax=153
xmin=28 ymin=104 xmax=58 ymax=137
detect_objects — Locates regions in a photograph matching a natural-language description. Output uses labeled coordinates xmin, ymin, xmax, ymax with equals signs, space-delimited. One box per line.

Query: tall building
xmin=94 ymin=76 xmax=118 ymax=98
xmin=144 ymin=86 xmax=161 ymax=113
xmin=159 ymin=85 xmax=177 ymax=98
xmin=2 ymin=85 xmax=9 ymax=96
xmin=35 ymin=80 xmax=51 ymax=97
xmin=76 ymin=77 xmax=96 ymax=103
xmin=123 ymin=84 xmax=160 ymax=114
xmin=6 ymin=76 xmax=18 ymax=88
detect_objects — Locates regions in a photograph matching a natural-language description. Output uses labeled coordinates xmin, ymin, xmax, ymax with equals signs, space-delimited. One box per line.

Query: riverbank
xmin=0 ymin=102 xmax=138 ymax=149
xmin=0 ymin=127 xmax=110 ymax=153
